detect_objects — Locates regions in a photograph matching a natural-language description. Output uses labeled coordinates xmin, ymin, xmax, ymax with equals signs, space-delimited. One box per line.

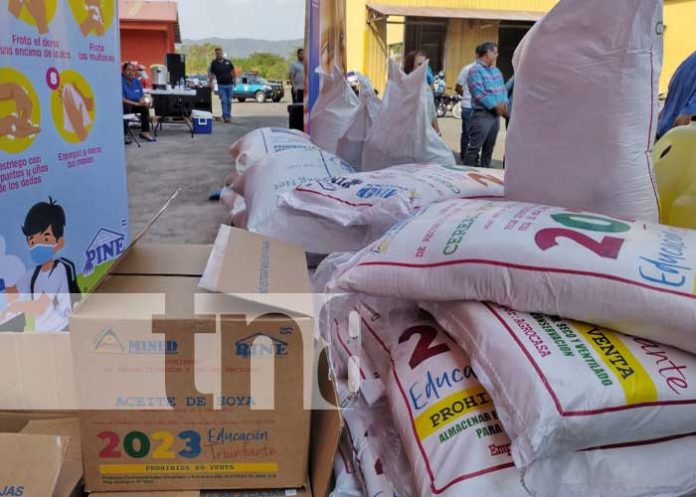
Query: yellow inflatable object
xmin=653 ymin=124 xmax=696 ymax=228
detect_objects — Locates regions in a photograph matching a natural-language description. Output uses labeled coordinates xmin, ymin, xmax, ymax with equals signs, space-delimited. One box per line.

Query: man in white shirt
xmin=455 ymin=59 xmax=476 ymax=163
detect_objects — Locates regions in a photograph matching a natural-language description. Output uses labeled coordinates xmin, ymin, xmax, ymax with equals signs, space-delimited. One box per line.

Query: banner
xmin=0 ymin=0 xmax=129 ymax=332
xmin=304 ymin=0 xmax=346 ymax=129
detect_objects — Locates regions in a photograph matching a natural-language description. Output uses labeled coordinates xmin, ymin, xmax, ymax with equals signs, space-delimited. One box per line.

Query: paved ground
xmin=127 ymin=99 xmax=288 ymax=244
xmin=127 ymin=96 xmax=505 ymax=244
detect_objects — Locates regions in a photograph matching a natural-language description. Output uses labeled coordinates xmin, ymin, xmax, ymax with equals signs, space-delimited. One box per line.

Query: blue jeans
xmin=218 ymin=84 xmax=234 ymax=120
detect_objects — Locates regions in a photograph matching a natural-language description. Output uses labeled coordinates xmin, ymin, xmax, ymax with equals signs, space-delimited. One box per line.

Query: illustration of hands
xmin=80 ymin=0 xmax=105 ymax=36
xmin=8 ymin=0 xmax=49 ymax=34
xmin=61 ymin=84 xmax=90 ymax=141
xmin=0 ymin=82 xmax=41 ymax=139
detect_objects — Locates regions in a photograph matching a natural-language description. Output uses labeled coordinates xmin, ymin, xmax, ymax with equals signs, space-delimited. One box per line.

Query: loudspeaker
xmin=166 ymin=53 xmax=186 ymax=87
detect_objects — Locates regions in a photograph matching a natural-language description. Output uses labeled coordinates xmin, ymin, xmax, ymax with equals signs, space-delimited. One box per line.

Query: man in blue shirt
xmin=463 ymin=43 xmax=509 ymax=168
xmin=657 ymin=52 xmax=696 ymax=140
xmin=122 ymin=62 xmax=154 ymax=144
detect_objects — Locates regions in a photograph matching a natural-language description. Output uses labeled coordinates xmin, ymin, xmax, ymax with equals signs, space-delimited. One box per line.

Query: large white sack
xmin=332 ymin=199 xmax=696 ymax=354
xmin=229 ymin=127 xmax=316 ymax=173
xmin=336 ymin=75 xmax=381 ymax=170
xmin=271 ymin=164 xmax=502 ymax=254
xmin=234 ymin=148 xmax=354 ymax=234
xmin=323 ymin=294 xmax=386 ymax=406
xmin=279 ymin=164 xmax=503 ymax=238
xmin=310 ymin=65 xmax=361 ymax=154
xmin=425 ymin=301 xmax=696 ymax=468
xmin=505 ymin=0 xmax=663 ymax=222
xmin=526 ymin=433 xmax=696 ymax=497
xmin=333 ymin=431 xmax=365 ymax=497
xmin=357 ymin=300 xmax=525 ymax=497
xmin=337 ymin=380 xmax=403 ymax=497
xmin=362 ymin=60 xmax=455 ymax=170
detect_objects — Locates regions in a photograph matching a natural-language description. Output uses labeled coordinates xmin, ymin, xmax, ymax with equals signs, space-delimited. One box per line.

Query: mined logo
xmin=94 ymin=328 xmax=178 ymax=355
xmin=235 ymin=333 xmax=288 ymax=358
xmin=83 ymin=228 xmax=125 ymax=275
xmin=94 ymin=328 xmax=125 ymax=354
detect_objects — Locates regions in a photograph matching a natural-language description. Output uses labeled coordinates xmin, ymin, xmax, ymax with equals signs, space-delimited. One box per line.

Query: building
xmin=119 ymin=0 xmax=181 ymax=74
xmin=346 ymin=0 xmax=696 ymax=93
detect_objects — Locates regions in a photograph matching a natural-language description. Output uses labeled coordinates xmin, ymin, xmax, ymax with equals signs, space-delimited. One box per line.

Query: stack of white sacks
xmin=222 ymin=1 xmax=696 ymax=496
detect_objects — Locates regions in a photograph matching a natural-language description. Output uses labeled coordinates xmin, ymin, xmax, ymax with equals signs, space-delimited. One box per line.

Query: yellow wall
xmin=346 ymin=0 xmax=557 ymax=76
xmin=663 ymin=0 xmax=696 ymax=92
xmin=443 ymin=19 xmax=499 ymax=90
xmin=347 ymin=0 xmax=696 ymax=93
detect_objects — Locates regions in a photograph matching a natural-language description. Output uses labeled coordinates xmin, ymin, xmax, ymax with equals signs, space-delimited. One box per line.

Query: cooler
xmin=192 ymin=110 xmax=213 ymax=134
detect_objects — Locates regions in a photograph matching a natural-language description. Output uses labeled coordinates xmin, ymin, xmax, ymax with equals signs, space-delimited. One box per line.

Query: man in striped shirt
xmin=464 ymin=43 xmax=509 ymax=168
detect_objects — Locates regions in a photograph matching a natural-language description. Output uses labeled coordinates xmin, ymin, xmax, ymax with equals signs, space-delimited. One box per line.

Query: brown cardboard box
xmin=70 ymin=227 xmax=341 ymax=493
xmin=21 ymin=418 xmax=83 ymax=497
xmin=91 ymin=479 xmax=312 ymax=497
xmin=0 ymin=433 xmax=65 ymax=497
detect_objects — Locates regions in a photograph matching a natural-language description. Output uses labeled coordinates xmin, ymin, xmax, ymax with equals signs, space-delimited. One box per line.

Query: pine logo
xmin=83 ymin=228 xmax=125 ymax=275
xmin=235 ymin=333 xmax=288 ymax=358
xmin=94 ymin=328 xmax=125 ymax=354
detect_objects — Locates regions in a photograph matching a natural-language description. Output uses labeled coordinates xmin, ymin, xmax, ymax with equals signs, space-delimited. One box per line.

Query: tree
xmin=179 ymin=44 xmax=302 ymax=81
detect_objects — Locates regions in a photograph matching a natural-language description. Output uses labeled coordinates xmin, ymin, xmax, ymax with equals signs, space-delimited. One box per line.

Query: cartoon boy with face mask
xmin=4 ymin=198 xmax=80 ymax=332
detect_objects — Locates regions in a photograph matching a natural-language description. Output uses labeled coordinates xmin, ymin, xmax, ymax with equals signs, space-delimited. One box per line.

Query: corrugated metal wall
xmin=443 ymin=19 xmax=499 ymax=90
xmin=364 ymin=17 xmax=389 ymax=93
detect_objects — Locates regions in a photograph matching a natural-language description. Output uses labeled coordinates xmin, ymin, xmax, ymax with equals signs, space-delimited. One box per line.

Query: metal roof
xmin=119 ymin=0 xmax=181 ymax=42
xmin=367 ymin=3 xmax=544 ymax=22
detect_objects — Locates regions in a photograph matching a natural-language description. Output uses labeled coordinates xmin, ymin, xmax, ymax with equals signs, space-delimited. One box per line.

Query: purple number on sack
xmin=535 ymin=228 xmax=625 ymax=259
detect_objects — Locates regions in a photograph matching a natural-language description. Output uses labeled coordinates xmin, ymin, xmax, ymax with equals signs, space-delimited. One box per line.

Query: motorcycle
xmin=436 ymin=93 xmax=463 ymax=119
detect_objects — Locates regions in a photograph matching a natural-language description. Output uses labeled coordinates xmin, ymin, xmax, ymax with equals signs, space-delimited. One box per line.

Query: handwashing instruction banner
xmin=0 ymin=0 xmax=129 ymax=331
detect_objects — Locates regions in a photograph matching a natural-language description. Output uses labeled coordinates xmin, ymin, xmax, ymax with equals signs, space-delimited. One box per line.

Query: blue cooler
xmin=192 ymin=110 xmax=213 ymax=134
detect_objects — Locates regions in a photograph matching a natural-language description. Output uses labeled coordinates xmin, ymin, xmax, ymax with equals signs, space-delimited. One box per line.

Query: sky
xmin=177 ymin=0 xmax=306 ymax=41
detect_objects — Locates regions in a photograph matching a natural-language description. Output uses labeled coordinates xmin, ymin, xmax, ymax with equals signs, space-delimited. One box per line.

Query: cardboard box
xmin=21 ymin=418 xmax=84 ymax=497
xmin=91 ymin=479 xmax=311 ymax=497
xmin=69 ymin=228 xmax=341 ymax=493
xmin=0 ymin=433 xmax=65 ymax=497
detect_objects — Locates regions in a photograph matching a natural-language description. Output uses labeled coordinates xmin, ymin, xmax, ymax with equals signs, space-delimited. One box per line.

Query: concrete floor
xmin=127 ymin=99 xmax=288 ymax=245
xmin=127 ymin=97 xmax=505 ymax=245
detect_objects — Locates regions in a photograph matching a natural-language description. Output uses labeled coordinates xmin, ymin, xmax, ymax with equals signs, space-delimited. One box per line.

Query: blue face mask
xmin=30 ymin=244 xmax=55 ymax=265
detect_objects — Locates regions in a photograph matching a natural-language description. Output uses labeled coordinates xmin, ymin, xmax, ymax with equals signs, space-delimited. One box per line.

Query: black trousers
xmin=292 ymin=89 xmax=304 ymax=104
xmin=464 ymin=109 xmax=500 ymax=168
xmin=123 ymin=103 xmax=150 ymax=134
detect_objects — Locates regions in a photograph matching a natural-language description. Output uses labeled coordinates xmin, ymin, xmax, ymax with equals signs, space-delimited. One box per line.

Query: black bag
xmin=31 ymin=258 xmax=82 ymax=308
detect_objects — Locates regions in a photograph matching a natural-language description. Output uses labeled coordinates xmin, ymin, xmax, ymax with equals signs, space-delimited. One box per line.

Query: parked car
xmin=233 ymin=73 xmax=284 ymax=103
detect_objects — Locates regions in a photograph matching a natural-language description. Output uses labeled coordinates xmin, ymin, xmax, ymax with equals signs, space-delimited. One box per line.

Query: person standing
xmin=657 ymin=51 xmax=696 ymax=140
xmin=403 ymin=50 xmax=441 ymax=136
xmin=289 ymin=48 xmax=305 ymax=104
xmin=455 ymin=57 xmax=476 ymax=162
xmin=208 ymin=47 xmax=236 ymax=123
xmin=464 ymin=43 xmax=509 ymax=168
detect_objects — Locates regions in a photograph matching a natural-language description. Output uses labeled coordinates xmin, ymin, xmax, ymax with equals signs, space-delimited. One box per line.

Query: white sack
xmin=235 ymin=148 xmax=354 ymax=233
xmin=362 ymin=60 xmax=455 ymax=170
xmin=505 ymin=0 xmax=663 ymax=222
xmin=336 ymin=75 xmax=381 ymax=170
xmin=337 ymin=380 xmax=402 ymax=497
xmin=229 ymin=127 xmax=316 ymax=173
xmin=279 ymin=164 xmax=503 ymax=240
xmin=357 ymin=300 xmax=525 ymax=497
xmin=333 ymin=199 xmax=696 ymax=355
xmin=333 ymin=432 xmax=365 ymax=497
xmin=310 ymin=65 xmax=361 ymax=154
xmin=426 ymin=301 xmax=696 ymax=467
xmin=526 ymin=433 xmax=696 ymax=497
